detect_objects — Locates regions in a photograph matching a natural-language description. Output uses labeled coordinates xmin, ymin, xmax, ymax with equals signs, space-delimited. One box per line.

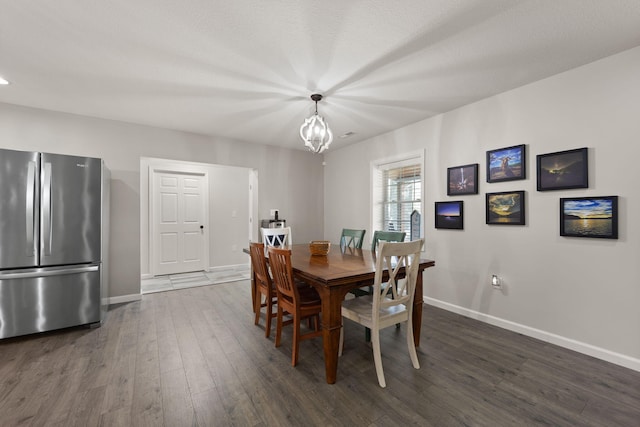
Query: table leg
xmin=412 ymin=268 xmax=424 ymax=347
xmin=314 ymin=285 xmax=345 ymax=384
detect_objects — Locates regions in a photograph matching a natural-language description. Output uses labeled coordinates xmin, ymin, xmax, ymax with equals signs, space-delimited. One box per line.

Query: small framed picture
xmin=435 ymin=201 xmax=463 ymax=229
xmin=486 ymin=144 xmax=526 ymax=183
xmin=537 ymin=147 xmax=588 ymax=191
xmin=486 ymin=191 xmax=525 ymax=225
xmin=560 ymin=196 xmax=618 ymax=239
xmin=447 ymin=163 xmax=478 ymax=195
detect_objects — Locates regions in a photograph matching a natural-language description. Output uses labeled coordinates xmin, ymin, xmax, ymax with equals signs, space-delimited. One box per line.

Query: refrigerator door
xmin=0 ymin=149 xmax=40 ymax=269
xmin=0 ymin=264 xmax=101 ymax=339
xmin=40 ymin=153 xmax=102 ymax=266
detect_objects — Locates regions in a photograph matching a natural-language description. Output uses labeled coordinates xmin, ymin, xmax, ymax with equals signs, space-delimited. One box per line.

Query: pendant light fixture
xmin=300 ymin=94 xmax=333 ymax=153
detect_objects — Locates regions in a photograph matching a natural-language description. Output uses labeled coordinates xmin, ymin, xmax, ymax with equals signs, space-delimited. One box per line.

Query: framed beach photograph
xmin=537 ymin=147 xmax=588 ymax=191
xmin=560 ymin=196 xmax=618 ymax=239
xmin=435 ymin=201 xmax=463 ymax=229
xmin=486 ymin=144 xmax=526 ymax=183
xmin=447 ymin=163 xmax=478 ymax=195
xmin=486 ymin=191 xmax=525 ymax=225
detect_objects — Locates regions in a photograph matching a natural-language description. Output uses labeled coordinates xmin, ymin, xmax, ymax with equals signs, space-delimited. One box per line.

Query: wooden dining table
xmin=265 ymin=243 xmax=435 ymax=384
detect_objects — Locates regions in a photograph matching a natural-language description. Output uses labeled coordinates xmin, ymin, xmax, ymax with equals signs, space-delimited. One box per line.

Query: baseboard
xmin=424 ymin=296 xmax=640 ymax=373
xmin=207 ymin=263 xmax=250 ymax=273
xmin=140 ymin=273 xmax=153 ymax=280
xmin=108 ymin=293 xmax=142 ymax=305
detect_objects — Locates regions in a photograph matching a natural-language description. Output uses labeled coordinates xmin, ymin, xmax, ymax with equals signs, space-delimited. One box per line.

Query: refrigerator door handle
xmin=26 ymin=161 xmax=37 ymax=257
xmin=0 ymin=264 xmax=99 ymax=280
xmin=42 ymin=162 xmax=53 ymax=256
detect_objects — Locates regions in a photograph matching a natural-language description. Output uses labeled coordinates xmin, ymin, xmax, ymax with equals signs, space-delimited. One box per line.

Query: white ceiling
xmin=1 ymin=0 xmax=640 ymax=152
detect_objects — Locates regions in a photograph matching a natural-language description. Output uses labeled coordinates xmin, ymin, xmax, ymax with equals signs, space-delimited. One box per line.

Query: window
xmin=371 ymin=152 xmax=424 ymax=240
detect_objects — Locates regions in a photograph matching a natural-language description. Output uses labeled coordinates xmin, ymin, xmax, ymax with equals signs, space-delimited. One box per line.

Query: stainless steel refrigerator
xmin=0 ymin=148 xmax=110 ymax=339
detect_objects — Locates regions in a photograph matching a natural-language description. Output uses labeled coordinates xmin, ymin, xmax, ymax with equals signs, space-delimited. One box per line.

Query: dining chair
xmin=261 ymin=227 xmax=292 ymax=254
xmin=340 ymin=228 xmax=370 ymax=299
xmin=339 ymin=239 xmax=424 ymax=388
xmin=370 ymin=230 xmax=406 ymax=252
xmin=367 ymin=226 xmax=405 ymax=336
xmin=340 ymin=228 xmax=366 ymax=249
xmin=357 ymin=230 xmax=407 ymax=341
xmin=267 ymin=246 xmax=323 ymax=367
xmin=248 ymin=242 xmax=278 ymax=338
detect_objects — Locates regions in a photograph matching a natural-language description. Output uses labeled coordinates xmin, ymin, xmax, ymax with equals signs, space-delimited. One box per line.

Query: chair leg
xmin=254 ymin=292 xmax=262 ymax=326
xmin=405 ymin=319 xmax=420 ymax=370
xmin=313 ymin=314 xmax=320 ymax=331
xmin=275 ymin=306 xmax=283 ymax=348
xmin=265 ymin=296 xmax=273 ymax=338
xmin=292 ymin=315 xmax=300 ymax=367
xmin=371 ymin=329 xmax=386 ymax=388
xmin=364 ymin=284 xmax=374 ymax=342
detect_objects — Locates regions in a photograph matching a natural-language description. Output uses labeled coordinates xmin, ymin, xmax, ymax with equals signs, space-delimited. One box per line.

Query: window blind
xmin=372 ymin=157 xmax=422 ymax=239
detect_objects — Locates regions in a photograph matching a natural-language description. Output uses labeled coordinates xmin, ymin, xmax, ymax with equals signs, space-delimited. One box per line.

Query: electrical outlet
xmin=270 ymin=209 xmax=278 ymax=216
xmin=491 ymin=274 xmax=502 ymax=289
xmin=231 ymin=244 xmax=237 ymax=251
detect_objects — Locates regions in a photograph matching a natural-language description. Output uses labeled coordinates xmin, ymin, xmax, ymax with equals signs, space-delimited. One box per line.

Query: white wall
xmin=324 ymin=46 xmax=640 ymax=370
xmin=0 ymin=104 xmax=324 ymax=300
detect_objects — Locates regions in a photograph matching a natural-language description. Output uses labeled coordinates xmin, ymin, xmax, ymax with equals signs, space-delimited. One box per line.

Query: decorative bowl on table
xmin=309 ymin=240 xmax=331 ymax=256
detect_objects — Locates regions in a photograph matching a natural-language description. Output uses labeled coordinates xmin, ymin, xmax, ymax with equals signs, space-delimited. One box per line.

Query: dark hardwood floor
xmin=1 ymin=280 xmax=639 ymax=426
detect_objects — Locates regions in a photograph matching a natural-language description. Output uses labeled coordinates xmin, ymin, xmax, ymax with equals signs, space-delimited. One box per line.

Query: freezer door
xmin=40 ymin=153 xmax=102 ymax=266
xmin=0 ymin=149 xmax=40 ymax=269
xmin=0 ymin=264 xmax=101 ymax=339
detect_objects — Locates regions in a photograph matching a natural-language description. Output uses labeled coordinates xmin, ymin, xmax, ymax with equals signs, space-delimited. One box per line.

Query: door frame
xmin=249 ymin=169 xmax=259 ymax=243
xmin=148 ymin=163 xmax=210 ymax=277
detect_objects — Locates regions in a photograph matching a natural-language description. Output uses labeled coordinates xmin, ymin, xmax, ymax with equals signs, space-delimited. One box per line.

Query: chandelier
xmin=300 ymin=94 xmax=333 ymax=153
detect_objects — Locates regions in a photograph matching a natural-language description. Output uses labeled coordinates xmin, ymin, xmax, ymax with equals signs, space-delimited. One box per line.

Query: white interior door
xmin=152 ymin=169 xmax=208 ymax=276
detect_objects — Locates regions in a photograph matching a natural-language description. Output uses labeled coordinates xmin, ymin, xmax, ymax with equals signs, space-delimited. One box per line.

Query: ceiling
xmin=1 ymin=1 xmax=640 ymax=152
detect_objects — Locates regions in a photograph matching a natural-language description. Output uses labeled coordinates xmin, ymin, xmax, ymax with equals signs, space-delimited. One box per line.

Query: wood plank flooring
xmin=1 ymin=280 xmax=639 ymax=426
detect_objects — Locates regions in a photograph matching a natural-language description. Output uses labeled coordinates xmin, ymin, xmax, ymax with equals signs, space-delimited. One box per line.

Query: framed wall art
xmin=435 ymin=201 xmax=463 ymax=229
xmin=560 ymin=196 xmax=618 ymax=239
xmin=447 ymin=163 xmax=478 ymax=195
xmin=486 ymin=191 xmax=525 ymax=225
xmin=537 ymin=147 xmax=588 ymax=191
xmin=486 ymin=144 xmax=526 ymax=183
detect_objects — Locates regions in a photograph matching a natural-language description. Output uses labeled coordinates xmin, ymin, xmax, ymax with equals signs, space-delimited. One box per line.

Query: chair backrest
xmin=372 ymin=239 xmax=424 ymax=316
xmin=370 ymin=230 xmax=406 ymax=252
xmin=249 ymin=241 xmax=272 ymax=291
xmin=267 ymin=246 xmax=298 ymax=309
xmin=261 ymin=227 xmax=292 ymax=253
xmin=340 ymin=228 xmax=366 ymax=249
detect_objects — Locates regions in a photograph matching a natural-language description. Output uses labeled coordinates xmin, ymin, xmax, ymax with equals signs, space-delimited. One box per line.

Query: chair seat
xmin=299 ymin=292 xmax=321 ymax=306
xmin=341 ymin=296 xmax=408 ymax=328
xmin=280 ymin=289 xmax=321 ymax=309
xmin=295 ymin=280 xmax=321 ymax=302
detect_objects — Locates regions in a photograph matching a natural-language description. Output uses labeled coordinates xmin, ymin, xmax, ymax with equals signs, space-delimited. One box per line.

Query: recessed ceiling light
xmin=0 ymin=76 xmax=9 ymax=85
